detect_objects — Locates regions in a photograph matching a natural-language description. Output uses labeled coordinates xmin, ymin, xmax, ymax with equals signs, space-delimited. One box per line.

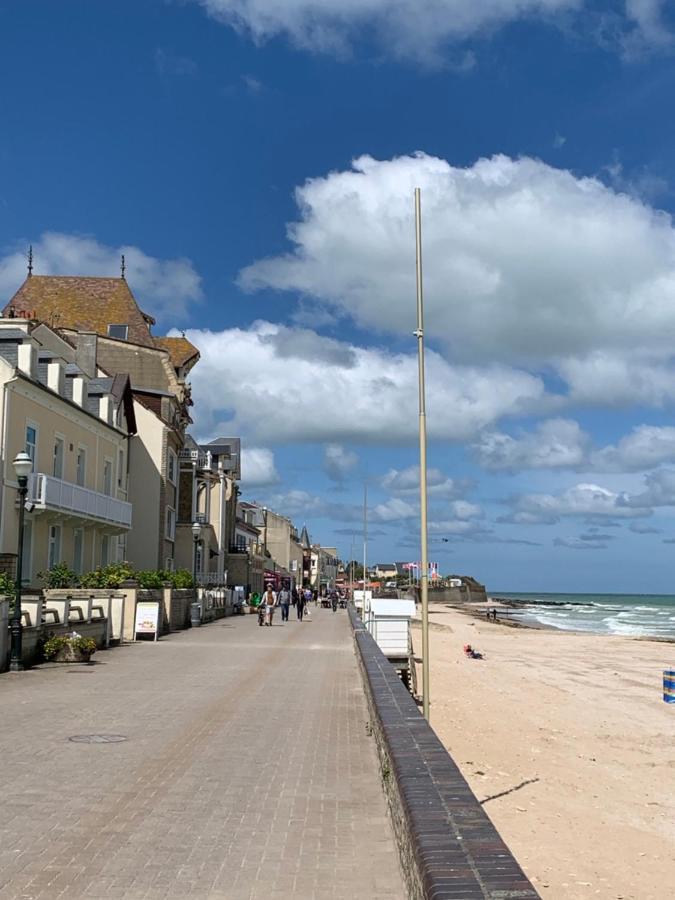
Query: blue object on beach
xmin=663 ymin=669 xmax=675 ymax=703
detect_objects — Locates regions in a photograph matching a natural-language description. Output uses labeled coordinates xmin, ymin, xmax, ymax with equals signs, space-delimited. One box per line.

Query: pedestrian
xmin=291 ymin=586 xmax=298 ymax=608
xmin=278 ymin=585 xmax=291 ymax=622
xmin=331 ymin=592 xmax=338 ymax=613
xmin=262 ymin=585 xmax=277 ymax=626
xmin=297 ymin=589 xmax=305 ymax=621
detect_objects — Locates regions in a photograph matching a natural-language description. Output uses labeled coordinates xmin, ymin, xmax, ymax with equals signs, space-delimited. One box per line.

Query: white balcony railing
xmin=29 ymin=473 xmax=133 ymax=529
xmin=179 ymin=449 xmax=213 ymax=471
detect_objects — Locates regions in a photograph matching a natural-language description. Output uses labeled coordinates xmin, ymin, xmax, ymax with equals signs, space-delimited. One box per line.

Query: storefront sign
xmin=134 ymin=601 xmax=159 ymax=641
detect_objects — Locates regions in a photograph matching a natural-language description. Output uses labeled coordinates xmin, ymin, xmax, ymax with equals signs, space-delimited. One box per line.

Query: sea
xmin=490 ymin=592 xmax=675 ymax=639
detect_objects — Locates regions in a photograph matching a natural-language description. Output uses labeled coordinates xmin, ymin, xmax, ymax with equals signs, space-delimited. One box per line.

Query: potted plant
xmin=43 ymin=631 xmax=97 ymax=664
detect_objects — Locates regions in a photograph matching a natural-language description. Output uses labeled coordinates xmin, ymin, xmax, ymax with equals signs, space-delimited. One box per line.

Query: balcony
xmin=28 ymin=473 xmax=133 ymax=530
xmin=179 ymin=448 xmax=213 ymax=471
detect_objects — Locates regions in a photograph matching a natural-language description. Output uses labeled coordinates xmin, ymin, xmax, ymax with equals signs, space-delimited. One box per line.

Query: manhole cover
xmin=68 ymin=734 xmax=127 ymax=744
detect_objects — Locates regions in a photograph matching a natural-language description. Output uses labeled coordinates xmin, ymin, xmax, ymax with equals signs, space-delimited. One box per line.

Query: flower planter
xmin=53 ymin=645 xmax=93 ymax=664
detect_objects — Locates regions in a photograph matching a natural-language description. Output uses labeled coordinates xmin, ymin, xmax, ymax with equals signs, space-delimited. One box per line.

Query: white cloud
xmin=372 ymin=498 xmax=417 ymax=522
xmin=554 ymin=536 xmax=608 ymax=550
xmin=240 ymin=447 xmax=280 ymax=486
xmin=192 ymin=0 xmax=668 ymax=61
xmin=380 ymin=465 xmax=467 ymax=498
xmin=182 ymin=321 xmax=548 ymax=444
xmin=558 ymin=352 xmax=675 ymax=406
xmin=590 ymin=425 xmax=675 ymax=472
xmin=0 ymin=232 xmax=202 ymax=321
xmin=239 ymin=153 xmax=675 ymax=382
xmin=473 ymin=419 xmax=588 ymax=471
xmin=622 ymin=468 xmax=675 ymax=508
xmin=323 ymin=444 xmax=358 ymax=481
xmin=507 ymin=482 xmax=649 ymax=523
xmin=264 ymin=489 xmax=323 ymax=517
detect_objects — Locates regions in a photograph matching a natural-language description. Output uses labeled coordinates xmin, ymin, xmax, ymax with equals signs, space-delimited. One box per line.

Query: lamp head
xmin=191 ymin=521 xmax=202 ymax=541
xmin=13 ymin=451 xmax=32 ymax=482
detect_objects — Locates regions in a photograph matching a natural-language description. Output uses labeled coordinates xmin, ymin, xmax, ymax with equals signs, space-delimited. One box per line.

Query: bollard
xmin=663 ymin=669 xmax=675 ymax=703
xmin=190 ymin=602 xmax=202 ymax=628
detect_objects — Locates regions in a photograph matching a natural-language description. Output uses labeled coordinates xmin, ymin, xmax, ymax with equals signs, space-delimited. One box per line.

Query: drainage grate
xmin=68 ymin=734 xmax=127 ymax=744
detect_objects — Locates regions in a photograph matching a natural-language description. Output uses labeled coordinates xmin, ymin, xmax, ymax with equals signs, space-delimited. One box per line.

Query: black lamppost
xmin=9 ymin=451 xmax=32 ymax=672
xmin=191 ymin=521 xmax=202 ymax=587
xmin=262 ymin=506 xmax=268 ymax=558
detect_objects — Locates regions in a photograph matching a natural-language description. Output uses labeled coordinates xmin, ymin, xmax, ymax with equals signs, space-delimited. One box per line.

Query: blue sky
xmin=4 ymin=1 xmax=675 ymax=591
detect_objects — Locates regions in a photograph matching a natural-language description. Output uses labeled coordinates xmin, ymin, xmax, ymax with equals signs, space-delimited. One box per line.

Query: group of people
xmin=256 ymin=585 xmax=318 ymax=626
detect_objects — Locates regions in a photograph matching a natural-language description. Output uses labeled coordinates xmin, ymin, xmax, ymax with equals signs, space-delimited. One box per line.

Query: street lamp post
xmin=191 ymin=521 xmax=202 ymax=587
xmin=262 ymin=506 xmax=268 ymax=558
xmin=10 ymin=451 xmax=33 ymax=672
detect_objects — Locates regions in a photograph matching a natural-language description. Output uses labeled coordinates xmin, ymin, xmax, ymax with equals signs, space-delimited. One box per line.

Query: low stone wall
xmin=349 ymin=606 xmax=539 ymax=900
xmin=164 ymin=588 xmax=192 ymax=631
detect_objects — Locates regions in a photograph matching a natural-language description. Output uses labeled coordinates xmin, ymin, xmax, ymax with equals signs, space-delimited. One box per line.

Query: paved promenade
xmin=0 ymin=607 xmax=405 ymax=900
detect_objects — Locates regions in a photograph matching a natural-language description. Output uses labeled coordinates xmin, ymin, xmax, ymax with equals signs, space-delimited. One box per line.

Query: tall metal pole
xmin=415 ymin=188 xmax=430 ymax=721
xmin=9 ymin=476 xmax=28 ymax=672
xmin=362 ymin=483 xmax=368 ymax=617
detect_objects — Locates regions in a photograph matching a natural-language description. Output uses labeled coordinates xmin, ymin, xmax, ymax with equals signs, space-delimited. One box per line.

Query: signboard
xmin=134 ymin=601 xmax=159 ymax=641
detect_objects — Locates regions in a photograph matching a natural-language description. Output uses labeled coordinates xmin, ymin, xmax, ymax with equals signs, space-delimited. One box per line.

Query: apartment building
xmin=0 ymin=319 xmax=135 ymax=584
xmin=4 ymin=274 xmax=199 ymax=571
xmin=310 ymin=545 xmax=339 ymax=592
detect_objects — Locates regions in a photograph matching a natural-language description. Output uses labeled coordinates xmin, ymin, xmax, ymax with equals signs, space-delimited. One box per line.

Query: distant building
xmin=374 ymin=563 xmax=397 ymax=579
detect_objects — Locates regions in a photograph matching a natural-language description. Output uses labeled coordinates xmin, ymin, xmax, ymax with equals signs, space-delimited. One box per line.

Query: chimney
xmin=47 ymin=359 xmax=65 ymax=395
xmin=17 ymin=342 xmax=35 ymax=378
xmin=76 ymin=332 xmax=98 ymax=378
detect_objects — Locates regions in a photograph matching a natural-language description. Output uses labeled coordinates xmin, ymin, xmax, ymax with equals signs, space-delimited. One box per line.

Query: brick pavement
xmin=0 ymin=607 xmax=406 ymax=900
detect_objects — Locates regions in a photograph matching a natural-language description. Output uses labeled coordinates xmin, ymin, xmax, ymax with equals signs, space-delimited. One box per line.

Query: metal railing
xmin=29 ymin=473 xmax=132 ymax=528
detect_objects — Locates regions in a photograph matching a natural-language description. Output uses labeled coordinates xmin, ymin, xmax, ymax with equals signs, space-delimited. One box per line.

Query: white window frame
xmin=76 ymin=445 xmax=87 ymax=487
xmin=101 ymin=534 xmax=111 ymax=567
xmin=26 ymin=421 xmax=38 ymax=473
xmin=167 ymin=449 xmax=177 ymax=485
xmin=53 ymin=434 xmax=65 ymax=480
xmin=73 ymin=527 xmax=84 ymax=575
xmin=47 ymin=524 xmax=62 ymax=571
xmin=103 ymin=457 xmax=113 ymax=497
xmin=165 ymin=506 xmax=176 ymax=542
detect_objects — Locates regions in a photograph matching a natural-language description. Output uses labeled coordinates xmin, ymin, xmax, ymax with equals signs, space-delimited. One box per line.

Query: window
xmin=107 ymin=324 xmax=128 ymax=340
xmin=21 ymin=520 xmax=32 ymax=585
xmin=117 ymin=449 xmax=125 ymax=489
xmin=76 ymin=447 xmax=86 ymax=487
xmin=73 ymin=528 xmax=84 ymax=574
xmin=101 ymin=535 xmax=110 ymax=567
xmin=103 ymin=459 xmax=113 ymax=496
xmin=26 ymin=424 xmax=37 ymax=472
xmin=165 ymin=557 xmax=174 ymax=573
xmin=167 ymin=449 xmax=177 ymax=485
xmin=47 ymin=525 xmax=61 ymax=570
xmin=165 ymin=507 xmax=176 ymax=541
xmin=53 ymin=437 xmax=64 ymax=479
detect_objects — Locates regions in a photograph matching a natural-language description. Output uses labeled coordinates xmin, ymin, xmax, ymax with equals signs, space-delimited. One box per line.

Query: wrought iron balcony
xmin=28 ymin=473 xmax=132 ymax=529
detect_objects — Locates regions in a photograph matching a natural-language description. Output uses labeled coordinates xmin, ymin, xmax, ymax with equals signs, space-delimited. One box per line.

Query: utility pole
xmin=362 ymin=483 xmax=368 ymax=618
xmin=414 ymin=187 xmax=430 ymax=722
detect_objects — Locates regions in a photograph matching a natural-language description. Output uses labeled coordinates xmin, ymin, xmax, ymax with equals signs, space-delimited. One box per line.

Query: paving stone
xmin=0 ymin=610 xmax=405 ymax=900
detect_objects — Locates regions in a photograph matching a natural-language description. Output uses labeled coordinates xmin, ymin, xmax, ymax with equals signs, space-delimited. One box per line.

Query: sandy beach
xmin=412 ymin=603 xmax=675 ymax=900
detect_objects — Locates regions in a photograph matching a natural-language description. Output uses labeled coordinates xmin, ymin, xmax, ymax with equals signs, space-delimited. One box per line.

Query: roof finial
xmin=27 ymin=244 xmax=33 ymax=277
xmin=120 ymin=254 xmax=126 ymax=279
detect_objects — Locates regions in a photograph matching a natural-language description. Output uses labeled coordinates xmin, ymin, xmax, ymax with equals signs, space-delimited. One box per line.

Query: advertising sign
xmin=134 ymin=601 xmax=160 ymax=641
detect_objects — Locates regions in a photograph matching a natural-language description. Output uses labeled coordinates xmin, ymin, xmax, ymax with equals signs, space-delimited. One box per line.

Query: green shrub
xmin=37 ymin=562 xmax=79 ymax=589
xmin=0 ymin=570 xmax=16 ymax=598
xmin=166 ymin=568 xmax=194 ymax=589
xmin=135 ymin=570 xmax=165 ymax=589
xmin=79 ymin=562 xmax=134 ymax=588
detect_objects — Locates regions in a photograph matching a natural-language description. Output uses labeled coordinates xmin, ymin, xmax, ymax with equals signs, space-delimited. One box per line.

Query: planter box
xmin=51 ymin=644 xmax=94 ymax=664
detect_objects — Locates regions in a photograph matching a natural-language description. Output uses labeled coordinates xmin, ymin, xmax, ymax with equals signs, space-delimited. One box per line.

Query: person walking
xmin=296 ymin=588 xmax=306 ymax=621
xmin=278 ymin=585 xmax=291 ymax=622
xmin=262 ymin=585 xmax=277 ymax=626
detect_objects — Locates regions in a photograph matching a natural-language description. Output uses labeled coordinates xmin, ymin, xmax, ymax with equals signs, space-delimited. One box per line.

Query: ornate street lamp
xmin=191 ymin=521 xmax=202 ymax=587
xmin=9 ymin=451 xmax=32 ymax=672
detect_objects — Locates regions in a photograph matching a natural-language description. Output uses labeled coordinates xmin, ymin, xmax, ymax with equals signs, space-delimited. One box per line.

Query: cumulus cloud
xmin=264 ymin=489 xmax=323 ymax=517
xmin=240 ymin=447 xmax=280 ymax=486
xmin=380 ymin=465 xmax=469 ymax=498
xmin=622 ymin=468 xmax=675 ymax=508
xmin=240 ymin=153 xmax=675 ymax=381
xmin=323 ymin=444 xmax=358 ymax=481
xmin=558 ymin=353 xmax=675 ymax=407
xmin=473 ymin=419 xmax=588 ymax=471
xmin=590 ymin=425 xmax=675 ymax=471
xmin=0 ymin=232 xmax=202 ymax=321
xmin=192 ymin=0 xmax=669 ymax=61
xmin=182 ymin=321 xmax=548 ymax=444
xmin=506 ymin=482 xmax=649 ymax=524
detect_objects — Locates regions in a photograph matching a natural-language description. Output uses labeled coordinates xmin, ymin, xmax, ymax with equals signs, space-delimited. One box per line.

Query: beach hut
xmin=364 ymin=598 xmax=417 ymax=691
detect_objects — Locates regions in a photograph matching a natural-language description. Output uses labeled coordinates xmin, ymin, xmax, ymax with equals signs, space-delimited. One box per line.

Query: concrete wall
xmin=126 ymin=401 xmax=163 ymax=570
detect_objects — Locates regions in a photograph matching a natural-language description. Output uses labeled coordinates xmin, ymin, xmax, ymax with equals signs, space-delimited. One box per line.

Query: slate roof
xmin=5 ymin=276 xmax=157 ymax=348
xmin=154 ymin=336 xmax=199 ymax=370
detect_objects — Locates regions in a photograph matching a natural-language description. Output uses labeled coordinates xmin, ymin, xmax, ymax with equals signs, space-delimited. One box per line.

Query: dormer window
xmin=107 ymin=324 xmax=128 ymax=340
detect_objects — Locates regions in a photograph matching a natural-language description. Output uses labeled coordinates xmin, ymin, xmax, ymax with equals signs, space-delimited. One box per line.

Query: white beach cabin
xmin=364 ymin=598 xmax=417 ymax=691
